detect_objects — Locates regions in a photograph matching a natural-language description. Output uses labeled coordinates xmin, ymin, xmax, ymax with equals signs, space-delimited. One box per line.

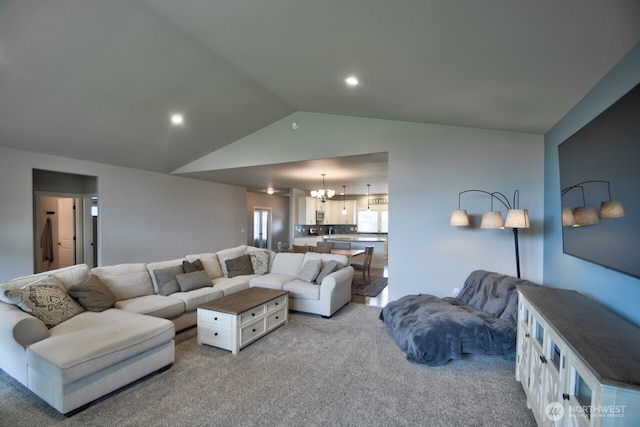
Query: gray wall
xmin=0 ymin=146 xmax=247 ymax=281
xmin=543 ymin=42 xmax=640 ymax=326
xmin=176 ymin=112 xmax=545 ymax=300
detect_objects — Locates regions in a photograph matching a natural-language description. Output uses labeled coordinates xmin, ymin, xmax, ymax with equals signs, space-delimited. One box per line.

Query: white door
xmin=57 ymin=198 xmax=76 ymax=268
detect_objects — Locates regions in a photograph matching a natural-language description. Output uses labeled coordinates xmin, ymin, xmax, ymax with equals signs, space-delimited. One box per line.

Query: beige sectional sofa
xmin=0 ymin=244 xmax=354 ymax=414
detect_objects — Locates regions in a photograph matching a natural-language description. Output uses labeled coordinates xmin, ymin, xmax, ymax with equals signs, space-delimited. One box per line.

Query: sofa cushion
xmin=0 ymin=264 xmax=90 ymax=304
xmin=216 ymin=245 xmax=248 ymax=277
xmin=92 ymin=263 xmax=154 ymax=301
xmin=146 ymin=259 xmax=185 ymax=294
xmin=302 ymin=252 xmax=349 ymax=268
xmin=152 ymin=265 xmax=184 ymax=296
xmin=115 ymin=295 xmax=185 ymax=319
xmin=169 ymin=287 xmax=223 ymax=311
xmin=4 ymin=275 xmax=85 ymax=329
xmin=225 ymin=254 xmax=254 ymax=278
xmin=212 ymin=277 xmax=251 ymax=295
xmin=270 ymin=253 xmax=305 ymax=276
xmin=185 ymin=253 xmax=223 ymax=280
xmin=297 ymin=259 xmax=322 ymax=283
xmin=246 ymin=248 xmax=270 ymax=274
xmin=315 ymin=260 xmax=339 ymax=284
xmin=26 ymin=309 xmax=174 ymax=385
xmin=67 ymin=274 xmax=116 ymax=312
xmin=283 ymin=280 xmax=321 ymax=300
xmin=175 ymin=270 xmax=211 ymax=292
xmin=182 ymin=259 xmax=204 ymax=273
xmin=249 ymin=274 xmax=293 ymax=290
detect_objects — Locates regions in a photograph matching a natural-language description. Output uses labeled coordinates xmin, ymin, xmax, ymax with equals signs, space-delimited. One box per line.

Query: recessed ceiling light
xmin=345 ymin=76 xmax=359 ymax=86
xmin=170 ymin=113 xmax=184 ymax=126
xmin=266 ymin=188 xmax=275 ymax=195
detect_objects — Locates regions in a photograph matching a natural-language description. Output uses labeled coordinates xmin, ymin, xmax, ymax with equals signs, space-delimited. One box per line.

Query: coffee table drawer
xmin=240 ymin=306 xmax=265 ymax=325
xmin=240 ymin=321 xmax=266 ymax=346
xmin=198 ymin=309 xmax=232 ymax=327
xmin=266 ymin=296 xmax=287 ymax=313
xmin=267 ymin=307 xmax=287 ymax=330
xmin=199 ymin=325 xmax=232 ymax=348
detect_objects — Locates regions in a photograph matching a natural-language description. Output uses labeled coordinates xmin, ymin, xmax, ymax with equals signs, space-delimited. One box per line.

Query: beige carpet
xmin=0 ymin=303 xmax=536 ymax=426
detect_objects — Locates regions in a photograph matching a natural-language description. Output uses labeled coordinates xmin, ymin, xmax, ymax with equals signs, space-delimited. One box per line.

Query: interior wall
xmin=175 ymin=111 xmax=544 ymax=300
xmin=543 ymin=42 xmax=640 ymax=326
xmin=0 ymin=146 xmax=247 ymax=281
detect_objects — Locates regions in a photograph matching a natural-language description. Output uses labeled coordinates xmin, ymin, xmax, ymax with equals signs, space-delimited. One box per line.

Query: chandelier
xmin=310 ymin=174 xmax=335 ymax=203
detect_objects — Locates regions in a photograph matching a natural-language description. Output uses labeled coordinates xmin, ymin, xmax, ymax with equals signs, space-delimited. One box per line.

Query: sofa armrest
xmin=319 ymin=266 xmax=354 ymax=295
xmin=0 ymin=303 xmax=49 ymax=348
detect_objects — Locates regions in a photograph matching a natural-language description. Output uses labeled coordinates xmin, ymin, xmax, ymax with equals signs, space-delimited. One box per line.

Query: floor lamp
xmin=450 ymin=189 xmax=530 ymax=278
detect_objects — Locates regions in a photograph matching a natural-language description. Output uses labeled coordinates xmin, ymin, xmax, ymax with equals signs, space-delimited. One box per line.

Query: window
xmin=357 ymin=209 xmax=388 ymax=233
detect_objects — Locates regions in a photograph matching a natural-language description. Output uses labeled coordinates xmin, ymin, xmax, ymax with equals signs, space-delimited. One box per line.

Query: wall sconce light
xmin=561 ymin=180 xmax=625 ymax=227
xmin=450 ymin=189 xmax=529 ymax=278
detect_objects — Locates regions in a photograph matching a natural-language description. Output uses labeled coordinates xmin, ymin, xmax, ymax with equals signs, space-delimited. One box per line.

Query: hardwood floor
xmin=350 ymin=266 xmax=388 ymax=308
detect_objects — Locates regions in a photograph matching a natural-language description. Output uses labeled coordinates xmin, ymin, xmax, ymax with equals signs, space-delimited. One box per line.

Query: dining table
xmin=330 ymin=248 xmax=365 ymax=258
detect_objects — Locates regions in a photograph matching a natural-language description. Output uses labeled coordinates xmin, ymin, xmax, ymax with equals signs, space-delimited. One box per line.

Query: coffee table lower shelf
xmin=197 ymin=288 xmax=288 ymax=354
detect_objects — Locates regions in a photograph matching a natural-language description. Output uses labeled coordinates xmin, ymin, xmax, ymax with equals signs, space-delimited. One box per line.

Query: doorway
xmin=253 ymin=208 xmax=272 ymax=249
xmin=33 ymin=170 xmax=98 ymax=273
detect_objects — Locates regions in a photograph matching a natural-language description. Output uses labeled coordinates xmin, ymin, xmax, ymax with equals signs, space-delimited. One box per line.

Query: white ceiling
xmin=1 ymin=1 xmax=639 ymax=193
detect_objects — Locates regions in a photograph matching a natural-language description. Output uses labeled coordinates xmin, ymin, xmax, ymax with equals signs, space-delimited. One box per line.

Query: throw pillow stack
xmin=3 ymin=272 xmax=117 ymax=329
xmin=153 ymin=259 xmax=211 ymax=295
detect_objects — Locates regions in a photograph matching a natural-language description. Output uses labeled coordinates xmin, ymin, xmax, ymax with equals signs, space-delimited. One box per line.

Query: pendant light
xmin=341 ymin=185 xmax=347 ymax=215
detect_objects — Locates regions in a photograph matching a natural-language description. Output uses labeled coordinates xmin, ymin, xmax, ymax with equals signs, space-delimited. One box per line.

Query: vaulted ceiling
xmin=1 ymin=1 xmax=639 ymax=193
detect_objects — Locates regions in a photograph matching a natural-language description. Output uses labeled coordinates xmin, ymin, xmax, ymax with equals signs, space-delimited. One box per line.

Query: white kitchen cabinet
xmin=298 ymin=196 xmax=318 ymax=225
xmin=516 ymin=285 xmax=640 ymax=427
xmin=324 ymin=200 xmax=356 ymax=224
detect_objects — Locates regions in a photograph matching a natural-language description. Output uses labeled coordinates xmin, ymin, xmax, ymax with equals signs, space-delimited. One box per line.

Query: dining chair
xmin=316 ymin=241 xmax=333 ymax=249
xmin=277 ymin=241 xmax=291 ymax=252
xmin=332 ymin=242 xmax=351 ymax=250
xmin=351 ymin=245 xmax=374 ymax=283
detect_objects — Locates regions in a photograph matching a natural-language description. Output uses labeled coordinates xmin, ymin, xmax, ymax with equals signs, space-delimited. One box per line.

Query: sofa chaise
xmin=0 ymin=244 xmax=354 ymax=414
xmin=379 ymin=270 xmax=538 ymax=366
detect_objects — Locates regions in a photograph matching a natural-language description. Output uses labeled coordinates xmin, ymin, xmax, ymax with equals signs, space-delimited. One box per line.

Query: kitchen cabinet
xmin=324 ymin=200 xmax=356 ymax=224
xmin=298 ymin=197 xmax=318 ymax=225
xmin=516 ymin=285 xmax=640 ymax=426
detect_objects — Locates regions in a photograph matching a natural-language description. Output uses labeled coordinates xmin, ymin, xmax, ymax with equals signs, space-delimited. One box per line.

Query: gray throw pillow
xmin=153 ymin=265 xmax=184 ymax=296
xmin=225 ymin=254 xmax=254 ymax=278
xmin=68 ymin=274 xmax=116 ymax=312
xmin=315 ymin=260 xmax=339 ymax=284
xmin=175 ymin=270 xmax=211 ymax=292
xmin=297 ymin=259 xmax=322 ymax=283
xmin=183 ymin=259 xmax=204 ymax=273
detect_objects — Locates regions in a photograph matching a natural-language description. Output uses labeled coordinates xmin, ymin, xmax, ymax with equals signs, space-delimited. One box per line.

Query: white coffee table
xmin=197 ymin=287 xmax=288 ymax=354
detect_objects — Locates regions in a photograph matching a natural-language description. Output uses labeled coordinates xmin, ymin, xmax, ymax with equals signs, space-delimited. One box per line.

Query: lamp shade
xmin=505 ymin=209 xmax=530 ymax=229
xmin=574 ymin=206 xmax=599 ymax=226
xmin=481 ymin=211 xmax=504 ymax=229
xmin=561 ymin=206 xmax=576 ymax=227
xmin=599 ymin=200 xmax=625 ymax=219
xmin=450 ymin=209 xmax=470 ymax=226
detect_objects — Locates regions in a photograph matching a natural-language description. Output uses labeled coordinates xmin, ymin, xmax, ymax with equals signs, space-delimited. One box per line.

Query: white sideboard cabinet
xmin=516 ymin=285 xmax=640 ymax=427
